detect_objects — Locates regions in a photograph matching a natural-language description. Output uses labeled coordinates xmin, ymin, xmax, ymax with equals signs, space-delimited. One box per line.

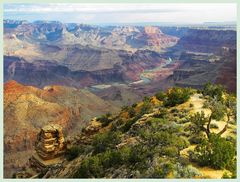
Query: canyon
xmin=4 ymin=20 xmax=236 ymax=92
xmin=3 ymin=19 xmax=236 ymax=178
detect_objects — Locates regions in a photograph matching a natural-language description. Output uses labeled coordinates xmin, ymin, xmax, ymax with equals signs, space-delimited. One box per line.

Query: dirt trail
xmin=189 ymin=94 xmax=211 ymax=115
xmin=192 ymin=164 xmax=226 ymax=179
xmin=179 ymin=94 xmax=235 ymax=179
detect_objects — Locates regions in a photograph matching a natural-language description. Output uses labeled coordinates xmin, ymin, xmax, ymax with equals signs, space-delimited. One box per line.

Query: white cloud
xmin=4 ymin=3 xmax=237 ymax=23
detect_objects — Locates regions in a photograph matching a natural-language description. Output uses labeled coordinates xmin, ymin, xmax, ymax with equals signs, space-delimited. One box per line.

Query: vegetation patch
xmin=71 ymin=84 xmax=236 ymax=178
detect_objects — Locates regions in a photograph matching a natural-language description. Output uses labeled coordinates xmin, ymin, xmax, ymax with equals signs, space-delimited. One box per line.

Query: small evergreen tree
xmin=194 ymin=134 xmax=235 ymax=169
xmin=202 ymin=83 xmax=225 ymax=101
xmin=155 ymin=91 xmax=166 ymax=101
xmin=164 ymin=87 xmax=191 ymax=107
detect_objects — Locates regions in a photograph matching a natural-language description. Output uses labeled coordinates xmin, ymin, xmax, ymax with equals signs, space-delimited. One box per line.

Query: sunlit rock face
xmin=35 ymin=124 xmax=65 ymax=160
xmin=27 ymin=124 xmax=66 ymax=174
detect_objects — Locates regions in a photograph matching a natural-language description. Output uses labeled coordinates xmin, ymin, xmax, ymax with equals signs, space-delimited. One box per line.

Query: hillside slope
xmin=4 ymin=80 xmax=118 ymax=178
xmin=16 ymin=85 xmax=236 ymax=179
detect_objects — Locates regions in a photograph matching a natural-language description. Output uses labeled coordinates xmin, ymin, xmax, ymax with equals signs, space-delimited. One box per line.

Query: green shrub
xmin=121 ymin=105 xmax=129 ymax=111
xmin=188 ymin=111 xmax=207 ymax=134
xmin=76 ymin=145 xmax=147 ymax=176
xmin=101 ymin=150 xmax=122 ymax=168
xmin=132 ymin=103 xmax=137 ymax=108
xmin=96 ymin=113 xmax=113 ymax=127
xmin=143 ymin=96 xmax=151 ymax=103
xmin=146 ymin=117 xmax=168 ymax=125
xmin=128 ymin=145 xmax=147 ymax=164
xmin=92 ymin=131 xmax=121 ymax=153
xmin=202 ymin=83 xmax=225 ymax=101
xmin=118 ymin=146 xmax=131 ymax=163
xmin=189 ymin=133 xmax=205 ymax=144
xmin=174 ymin=136 xmax=190 ymax=152
xmin=121 ymin=115 xmax=140 ymax=132
xmin=140 ymin=102 xmax=152 ymax=115
xmin=65 ymin=146 xmax=83 ymax=161
xmin=153 ymin=107 xmax=168 ymax=118
xmin=74 ymin=146 xmax=133 ymax=178
xmin=161 ymin=146 xmax=178 ymax=157
xmin=164 ymin=87 xmax=191 ymax=107
xmin=173 ymin=163 xmax=201 ymax=178
xmin=194 ymin=134 xmax=236 ymax=169
xmin=226 ymin=136 xmax=236 ymax=144
xmin=128 ymin=107 xmax=136 ymax=118
xmin=74 ymin=155 xmax=103 ymax=178
xmin=210 ymin=101 xmax=226 ymax=121
xmin=222 ymin=172 xmax=231 ymax=179
xmin=151 ymin=161 xmax=174 ymax=178
xmin=171 ymin=108 xmax=179 ymax=113
xmin=155 ymin=91 xmax=166 ymax=101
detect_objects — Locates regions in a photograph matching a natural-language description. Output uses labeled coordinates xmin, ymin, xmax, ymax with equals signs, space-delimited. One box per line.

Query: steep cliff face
xmin=163 ymin=28 xmax=236 ymax=93
xmin=215 ymin=48 xmax=236 ymax=93
xmin=4 ymin=20 xmax=64 ymax=41
xmin=174 ymin=29 xmax=236 ymax=53
xmin=4 ymin=56 xmax=74 ymax=87
xmin=4 ymin=80 xmax=118 ymax=178
xmin=159 ymin=27 xmax=189 ymax=38
xmin=171 ymin=51 xmax=220 ymax=89
xmin=4 ymin=20 xmax=178 ymax=53
xmin=32 ymin=21 xmax=64 ymax=41
xmin=4 ymin=46 xmax=166 ymax=87
xmin=171 ymin=48 xmax=236 ymax=93
xmin=127 ymin=26 xmax=178 ymax=49
xmin=4 ymin=55 xmax=126 ymax=88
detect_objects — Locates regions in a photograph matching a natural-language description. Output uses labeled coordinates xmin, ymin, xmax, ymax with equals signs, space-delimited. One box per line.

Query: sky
xmin=3 ymin=3 xmax=237 ymax=25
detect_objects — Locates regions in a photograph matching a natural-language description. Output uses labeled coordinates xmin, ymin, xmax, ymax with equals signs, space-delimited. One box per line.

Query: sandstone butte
xmin=16 ymin=124 xmax=66 ymax=178
xmin=142 ymin=26 xmax=178 ymax=47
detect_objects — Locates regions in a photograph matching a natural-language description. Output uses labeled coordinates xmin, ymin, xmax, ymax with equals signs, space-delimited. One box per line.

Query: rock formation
xmin=35 ymin=124 xmax=65 ymax=160
xmin=29 ymin=124 xmax=66 ymax=171
xmin=15 ymin=124 xmax=66 ymax=178
xmin=144 ymin=26 xmax=162 ymax=34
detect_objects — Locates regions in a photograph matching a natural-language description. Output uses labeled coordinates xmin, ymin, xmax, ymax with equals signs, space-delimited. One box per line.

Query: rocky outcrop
xmin=28 ymin=124 xmax=66 ymax=174
xmin=35 ymin=124 xmax=65 ymax=160
xmin=215 ymin=48 xmax=236 ymax=93
xmin=82 ymin=119 xmax=102 ymax=136
xmin=15 ymin=124 xmax=66 ymax=178
xmin=144 ymin=26 xmax=162 ymax=34
xmin=129 ymin=26 xmax=178 ymax=49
